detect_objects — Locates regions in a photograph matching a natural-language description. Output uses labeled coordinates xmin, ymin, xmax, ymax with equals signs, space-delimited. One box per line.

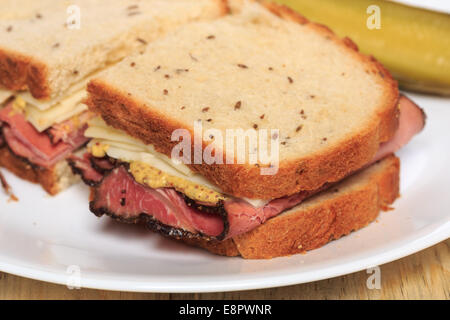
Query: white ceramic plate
xmin=0 ymin=93 xmax=449 ymax=293
xmin=389 ymin=0 xmax=450 ymax=14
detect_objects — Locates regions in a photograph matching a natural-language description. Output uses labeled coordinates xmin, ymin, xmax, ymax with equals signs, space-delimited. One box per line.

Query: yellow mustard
xmin=129 ymin=161 xmax=226 ymax=204
xmin=72 ymin=115 xmax=80 ymax=128
xmin=9 ymin=96 xmax=26 ymax=116
xmin=91 ymin=142 xmax=109 ymax=158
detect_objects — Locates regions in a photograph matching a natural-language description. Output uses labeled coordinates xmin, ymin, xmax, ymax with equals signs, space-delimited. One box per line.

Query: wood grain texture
xmin=0 ymin=240 xmax=448 ymax=300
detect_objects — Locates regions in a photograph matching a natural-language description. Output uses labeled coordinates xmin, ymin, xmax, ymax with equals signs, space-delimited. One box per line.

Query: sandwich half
xmin=71 ymin=1 xmax=425 ymax=258
xmin=0 ymin=0 xmax=227 ymax=194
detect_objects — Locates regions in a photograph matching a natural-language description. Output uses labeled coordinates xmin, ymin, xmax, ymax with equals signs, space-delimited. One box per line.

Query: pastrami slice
xmin=373 ymin=95 xmax=426 ymax=162
xmin=68 ymin=154 xmax=104 ymax=186
xmin=0 ymin=105 xmax=89 ymax=168
xmin=89 ymin=165 xmax=225 ymax=237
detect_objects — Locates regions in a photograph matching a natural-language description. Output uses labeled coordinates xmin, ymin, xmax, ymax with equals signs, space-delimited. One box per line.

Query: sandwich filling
xmin=70 ymin=95 xmax=425 ymax=240
xmin=0 ymin=70 xmax=105 ymax=169
xmin=0 ymin=75 xmax=101 ymax=168
xmin=0 ymin=101 xmax=90 ymax=168
xmin=71 ymin=154 xmax=315 ymax=239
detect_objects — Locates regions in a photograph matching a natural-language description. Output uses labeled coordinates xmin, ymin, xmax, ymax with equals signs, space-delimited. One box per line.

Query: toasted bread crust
xmin=0 ymin=48 xmax=50 ymax=99
xmin=0 ymin=146 xmax=61 ymax=195
xmin=181 ymin=155 xmax=400 ymax=259
xmin=0 ymin=0 xmax=230 ymax=100
xmin=86 ymin=2 xmax=399 ymax=199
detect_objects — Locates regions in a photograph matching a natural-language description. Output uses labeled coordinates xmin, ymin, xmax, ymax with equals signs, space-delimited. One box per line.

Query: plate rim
xmin=0 ymin=223 xmax=448 ymax=293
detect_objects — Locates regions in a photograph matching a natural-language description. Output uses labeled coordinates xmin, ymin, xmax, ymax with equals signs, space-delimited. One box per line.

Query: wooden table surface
xmin=0 ymin=239 xmax=448 ymax=300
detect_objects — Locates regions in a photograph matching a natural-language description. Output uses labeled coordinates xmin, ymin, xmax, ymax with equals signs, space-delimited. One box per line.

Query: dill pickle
xmin=274 ymin=0 xmax=450 ymax=95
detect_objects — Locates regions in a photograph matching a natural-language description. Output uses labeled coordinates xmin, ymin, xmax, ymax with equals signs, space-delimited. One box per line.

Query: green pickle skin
xmin=274 ymin=0 xmax=450 ymax=95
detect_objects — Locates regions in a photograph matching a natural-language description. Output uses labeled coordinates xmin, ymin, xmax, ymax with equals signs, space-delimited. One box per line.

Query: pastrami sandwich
xmin=71 ymin=1 xmax=425 ymax=258
xmin=0 ymin=0 xmax=227 ymax=194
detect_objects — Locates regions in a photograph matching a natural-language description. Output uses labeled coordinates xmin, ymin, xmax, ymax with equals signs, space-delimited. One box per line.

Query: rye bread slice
xmin=0 ymin=0 xmax=228 ymax=100
xmin=182 ymin=154 xmax=400 ymax=259
xmin=86 ymin=1 xmax=399 ymax=199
